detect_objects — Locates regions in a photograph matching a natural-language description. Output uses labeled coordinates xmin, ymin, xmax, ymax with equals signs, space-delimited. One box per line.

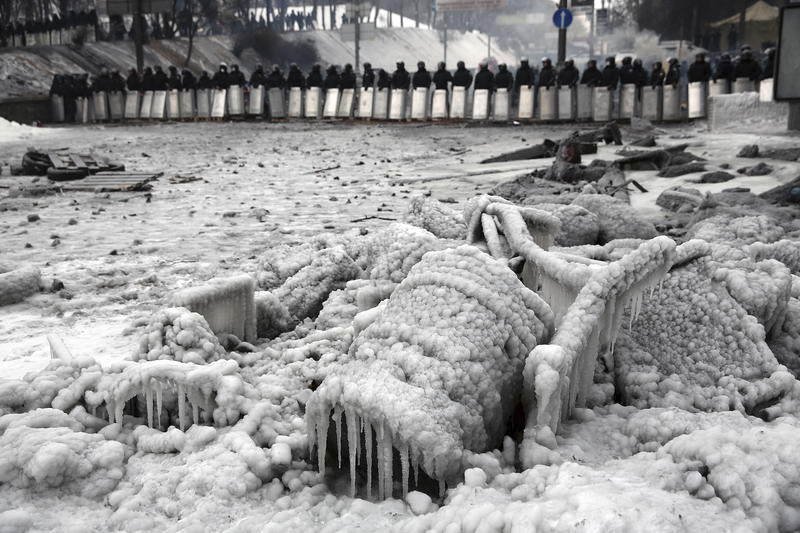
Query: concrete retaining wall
xmin=708 ymin=92 xmax=789 ymax=132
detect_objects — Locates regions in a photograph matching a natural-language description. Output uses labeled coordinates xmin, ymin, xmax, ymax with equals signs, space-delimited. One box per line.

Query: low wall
xmin=0 ymin=97 xmax=51 ymax=124
xmin=708 ymin=92 xmax=789 ymax=132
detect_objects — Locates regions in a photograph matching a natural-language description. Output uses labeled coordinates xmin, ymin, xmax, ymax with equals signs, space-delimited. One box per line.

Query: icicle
xmin=356 ymin=417 xmax=362 ymax=465
xmin=438 ymin=479 xmax=446 ymax=498
xmin=107 ymin=400 xmax=115 ymax=424
xmin=115 ymin=398 xmax=124 ymax=426
xmin=346 ymin=409 xmax=358 ymax=498
xmin=191 ymin=387 xmax=199 ymax=426
xmin=177 ymin=382 xmax=186 ymax=431
xmin=365 ymin=421 xmax=373 ymax=500
xmin=400 ymin=444 xmax=409 ymax=498
xmin=376 ymin=423 xmax=385 ymax=500
xmin=145 ymin=380 xmax=154 ymax=428
xmin=383 ymin=427 xmax=393 ymax=499
xmin=155 ymin=381 xmax=163 ymax=429
xmin=411 ymin=449 xmax=419 ymax=487
xmin=317 ymin=409 xmax=330 ymax=475
xmin=333 ymin=406 xmax=343 ymax=469
xmin=91 ymin=405 xmax=96 ymax=418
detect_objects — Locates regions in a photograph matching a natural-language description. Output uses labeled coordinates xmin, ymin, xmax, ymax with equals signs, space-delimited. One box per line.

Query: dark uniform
xmin=287 ymin=64 xmax=304 ymax=88
xmin=713 ymin=55 xmax=734 ymax=82
xmin=473 ymin=63 xmax=494 ymax=91
xmin=212 ymin=65 xmax=229 ymax=89
xmin=687 ymin=54 xmax=711 ymax=83
xmin=391 ymin=62 xmax=410 ymax=90
xmin=181 ymin=70 xmax=197 ymax=90
xmin=580 ymin=60 xmax=602 ymax=86
xmin=228 ymin=65 xmax=246 ymax=87
xmin=762 ymin=48 xmax=775 ymax=80
xmin=495 ymin=64 xmax=513 ymax=91
xmin=664 ymin=58 xmax=680 ymax=86
xmin=340 ymin=64 xmax=356 ymax=89
xmin=650 ymin=62 xmax=665 ymax=87
xmin=266 ymin=66 xmax=285 ymax=89
xmin=250 ymin=65 xmax=267 ymax=88
xmin=619 ymin=56 xmax=636 ymax=85
xmin=362 ymin=63 xmax=375 ymax=89
xmin=537 ymin=59 xmax=556 ymax=88
xmin=152 ymin=66 xmax=168 ymax=90
xmin=167 ymin=66 xmax=182 ymax=90
xmin=453 ymin=61 xmax=473 ymax=89
xmin=197 ymin=71 xmax=213 ymax=90
xmin=734 ymin=47 xmax=762 ymax=81
xmin=557 ymin=59 xmax=579 ymax=88
xmin=601 ymin=57 xmax=620 ymax=89
xmin=377 ymin=69 xmax=391 ymax=90
xmin=432 ymin=62 xmax=452 ymax=91
xmin=412 ymin=61 xmax=431 ymax=89
xmin=323 ymin=65 xmax=340 ymax=89
xmin=109 ymin=71 xmax=126 ymax=92
xmin=632 ymin=59 xmax=648 ymax=87
xmin=141 ymin=67 xmax=155 ymax=91
xmin=306 ymin=65 xmax=323 ymax=88
xmin=514 ymin=58 xmax=535 ymax=91
xmin=126 ymin=69 xmax=141 ymax=92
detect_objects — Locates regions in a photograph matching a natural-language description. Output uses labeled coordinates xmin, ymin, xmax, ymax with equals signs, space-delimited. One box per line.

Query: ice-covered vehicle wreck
xmin=2 ymin=193 xmax=800 ymax=531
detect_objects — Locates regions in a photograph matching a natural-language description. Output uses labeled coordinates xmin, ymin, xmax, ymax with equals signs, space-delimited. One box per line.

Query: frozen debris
xmin=656 ymin=186 xmax=705 ymax=213
xmin=687 ymin=214 xmax=785 ymax=246
xmin=171 ymin=274 xmax=257 ymax=343
xmin=737 ymin=162 xmax=774 ymax=176
xmin=0 ymin=265 xmax=41 ymax=306
xmin=306 ymin=246 xmax=552 ymax=495
xmin=256 ymin=246 xmax=361 ymax=339
xmin=760 ymin=176 xmax=800 ymax=206
xmin=572 ymin=193 xmax=658 ymax=243
xmin=403 ymin=196 xmax=466 ymax=239
xmin=0 ymin=425 xmax=125 ymax=497
xmin=529 ymin=203 xmax=600 ymax=246
xmin=750 ymin=240 xmax=800 ymax=275
xmin=133 ymin=307 xmax=228 ymax=364
xmin=657 ymin=162 xmax=706 ymax=178
xmin=256 ymin=235 xmax=342 ymax=290
xmin=697 ymin=171 xmax=736 ymax=184
xmin=315 ymin=279 xmax=398 ymax=330
xmin=0 ymin=356 xmax=102 ymax=413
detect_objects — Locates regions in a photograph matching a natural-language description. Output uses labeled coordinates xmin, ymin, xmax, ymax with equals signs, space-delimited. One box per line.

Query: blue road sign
xmin=553 ymin=8 xmax=573 ymax=29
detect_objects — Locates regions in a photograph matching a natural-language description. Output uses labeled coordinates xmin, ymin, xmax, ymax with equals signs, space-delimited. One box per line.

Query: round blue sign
xmin=553 ymin=8 xmax=573 ymax=29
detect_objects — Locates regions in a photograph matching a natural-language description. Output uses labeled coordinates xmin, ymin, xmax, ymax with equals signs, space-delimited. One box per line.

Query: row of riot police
xmin=1 ymin=11 xmax=98 ymax=48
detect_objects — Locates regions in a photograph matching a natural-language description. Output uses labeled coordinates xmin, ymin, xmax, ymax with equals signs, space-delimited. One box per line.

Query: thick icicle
xmin=346 ymin=409 xmax=358 ymax=498
xmin=365 ymin=421 xmax=373 ymax=500
xmin=177 ymin=382 xmax=186 ymax=431
xmin=115 ymin=399 xmax=124 ymax=426
xmin=439 ymin=479 xmax=446 ymax=498
xmin=155 ymin=381 xmax=163 ymax=428
xmin=356 ymin=417 xmax=362 ymax=465
xmin=317 ymin=409 xmax=330 ymax=475
xmin=191 ymin=387 xmax=199 ymax=426
xmin=107 ymin=400 xmax=115 ymax=424
xmin=145 ymin=380 xmax=154 ymax=428
xmin=400 ymin=444 xmax=409 ymax=497
xmin=376 ymin=423 xmax=385 ymax=500
xmin=411 ymin=449 xmax=419 ymax=486
xmin=383 ymin=427 xmax=393 ymax=499
xmin=333 ymin=406 xmax=343 ymax=469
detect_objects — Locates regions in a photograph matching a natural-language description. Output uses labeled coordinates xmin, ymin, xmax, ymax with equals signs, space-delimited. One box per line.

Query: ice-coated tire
xmin=0 ymin=266 xmax=41 ymax=306
xmin=47 ymin=167 xmax=89 ymax=181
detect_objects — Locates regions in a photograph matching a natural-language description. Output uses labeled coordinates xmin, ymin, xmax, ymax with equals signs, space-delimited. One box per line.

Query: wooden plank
xmin=48 ymin=152 xmax=68 ymax=169
xmin=69 ymin=154 xmax=88 ymax=169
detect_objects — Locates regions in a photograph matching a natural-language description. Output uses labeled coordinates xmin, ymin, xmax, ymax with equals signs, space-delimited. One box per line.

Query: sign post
xmin=552 ymin=4 xmax=573 ymax=65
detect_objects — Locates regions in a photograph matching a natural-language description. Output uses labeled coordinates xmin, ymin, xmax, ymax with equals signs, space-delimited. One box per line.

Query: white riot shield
xmin=641 ymin=86 xmax=663 ymax=121
xmin=492 ymin=88 xmax=509 ymax=121
xmin=50 ymin=95 xmax=64 ymax=123
xmin=150 ymin=90 xmax=167 ymax=120
xmin=124 ymin=92 xmax=140 ymax=120
xmin=196 ymin=89 xmax=212 ymax=118
xmin=179 ymin=89 xmax=195 ymax=119
xmin=268 ymin=88 xmax=285 ymax=118
xmin=92 ymin=92 xmax=108 ymax=121
xmin=451 ymin=86 xmax=468 ymax=119
xmin=759 ymin=78 xmax=774 ymax=103
xmin=389 ymin=89 xmax=407 ymax=120
xmin=539 ymin=86 xmax=558 ymax=120
xmin=305 ymin=87 xmax=322 ymax=118
xmin=166 ymin=89 xmax=180 ymax=120
xmin=558 ymin=87 xmax=575 ymax=120
xmin=576 ymin=85 xmax=593 ymax=121
xmin=140 ymin=91 xmax=154 ymax=119
xmin=337 ymin=88 xmax=355 ymax=118
xmin=373 ymin=88 xmax=390 ymax=119
xmin=323 ymin=88 xmax=340 ymax=118
xmin=662 ymin=85 xmax=681 ymax=121
xmin=431 ymin=89 xmax=448 ymax=120
xmin=289 ymin=87 xmax=304 ymax=118
xmin=248 ymin=86 xmax=265 ymax=116
xmin=357 ymin=88 xmax=374 ymax=119
xmin=227 ymin=86 xmax=244 ymax=115
xmin=76 ymin=97 xmax=89 ymax=124
xmin=688 ymin=82 xmax=707 ymax=119
xmin=619 ymin=84 xmax=637 ymax=119
xmin=733 ymin=78 xmax=755 ymax=93
xmin=709 ymin=79 xmax=730 ymax=97
xmin=592 ymin=86 xmax=612 ymax=122
xmin=517 ymin=86 xmax=534 ymax=120
xmin=54 ymin=30 xmax=62 ymax=45
xmin=108 ymin=91 xmax=124 ymax=120
xmin=471 ymin=89 xmax=490 ymax=120
xmin=211 ymin=89 xmax=227 ymax=118
xmin=410 ymin=88 xmax=429 ymax=120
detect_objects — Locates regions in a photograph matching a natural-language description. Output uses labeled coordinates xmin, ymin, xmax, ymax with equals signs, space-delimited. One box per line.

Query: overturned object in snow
xmin=305 ymin=245 xmax=553 ymax=497
xmin=0 ymin=266 xmax=41 ymax=306
xmin=172 ymin=274 xmax=257 ymax=343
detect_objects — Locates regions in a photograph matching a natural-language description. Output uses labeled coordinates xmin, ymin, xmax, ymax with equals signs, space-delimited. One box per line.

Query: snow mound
xmin=133 ymin=307 xmax=227 ymax=364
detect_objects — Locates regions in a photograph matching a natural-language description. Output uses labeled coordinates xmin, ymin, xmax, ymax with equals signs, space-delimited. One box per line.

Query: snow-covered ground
xmin=1 ymin=119 xmax=799 ymax=532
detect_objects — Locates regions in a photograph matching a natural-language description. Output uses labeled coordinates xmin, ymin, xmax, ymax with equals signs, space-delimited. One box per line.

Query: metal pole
xmin=355 ymin=4 xmax=360 ymax=72
xmin=557 ymin=0 xmax=567 ymax=65
xmin=487 ymin=34 xmax=491 ymax=59
xmin=444 ymin=20 xmax=447 ymax=65
xmin=135 ymin=0 xmax=144 ymax=73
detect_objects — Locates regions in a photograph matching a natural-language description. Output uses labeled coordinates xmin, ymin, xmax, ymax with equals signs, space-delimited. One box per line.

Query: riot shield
xmin=431 ymin=89 xmax=448 ymax=120
xmin=389 ymin=89 xmax=407 ymax=120
xmin=179 ymin=89 xmax=195 ymax=119
xmin=492 ymin=88 xmax=509 ymax=121
xmin=451 ymin=86 xmax=468 ymax=119
xmin=248 ymin=86 xmax=265 ymax=117
xmin=576 ymin=84 xmax=593 ymax=121
xmin=557 ymin=87 xmax=575 ymax=121
xmin=288 ymin=87 xmax=304 ymax=118
xmin=759 ymin=79 xmax=774 ymax=103
xmin=93 ymin=92 xmax=108 ymax=122
xmin=662 ymin=84 xmax=681 ymax=121
xmin=166 ymin=89 xmax=180 ymax=120
xmin=641 ymin=86 xmax=663 ymax=121
xmin=709 ymin=79 xmax=730 ymax=97
xmin=76 ymin=97 xmax=89 ymax=124
xmin=733 ymin=78 xmax=755 ymax=93
xmin=323 ymin=88 xmax=340 ymax=118
xmin=196 ymin=89 xmax=212 ymax=118
xmin=268 ymin=87 xmax=285 ymax=118
xmin=150 ymin=90 xmax=167 ymax=120
xmin=411 ymin=88 xmax=429 ymax=120
xmin=108 ymin=91 xmax=124 ymax=121
xmin=688 ymin=82 xmax=707 ymax=119
xmin=50 ymin=95 xmax=64 ymax=123
xmin=337 ymin=88 xmax=355 ymax=118
xmin=517 ymin=86 xmax=534 ymax=120
xmin=471 ymin=89 xmax=490 ymax=120
xmin=592 ymin=86 xmax=612 ymax=122
xmin=227 ymin=86 xmax=244 ymax=116
xmin=539 ymin=86 xmax=558 ymax=120
xmin=373 ymin=88 xmax=390 ymax=119
xmin=357 ymin=87 xmax=374 ymax=119
xmin=619 ymin=84 xmax=637 ymax=119
xmin=126 ymin=92 xmax=142 ymax=120
xmin=211 ymin=89 xmax=227 ymax=118
xmin=305 ymin=87 xmax=322 ymax=118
